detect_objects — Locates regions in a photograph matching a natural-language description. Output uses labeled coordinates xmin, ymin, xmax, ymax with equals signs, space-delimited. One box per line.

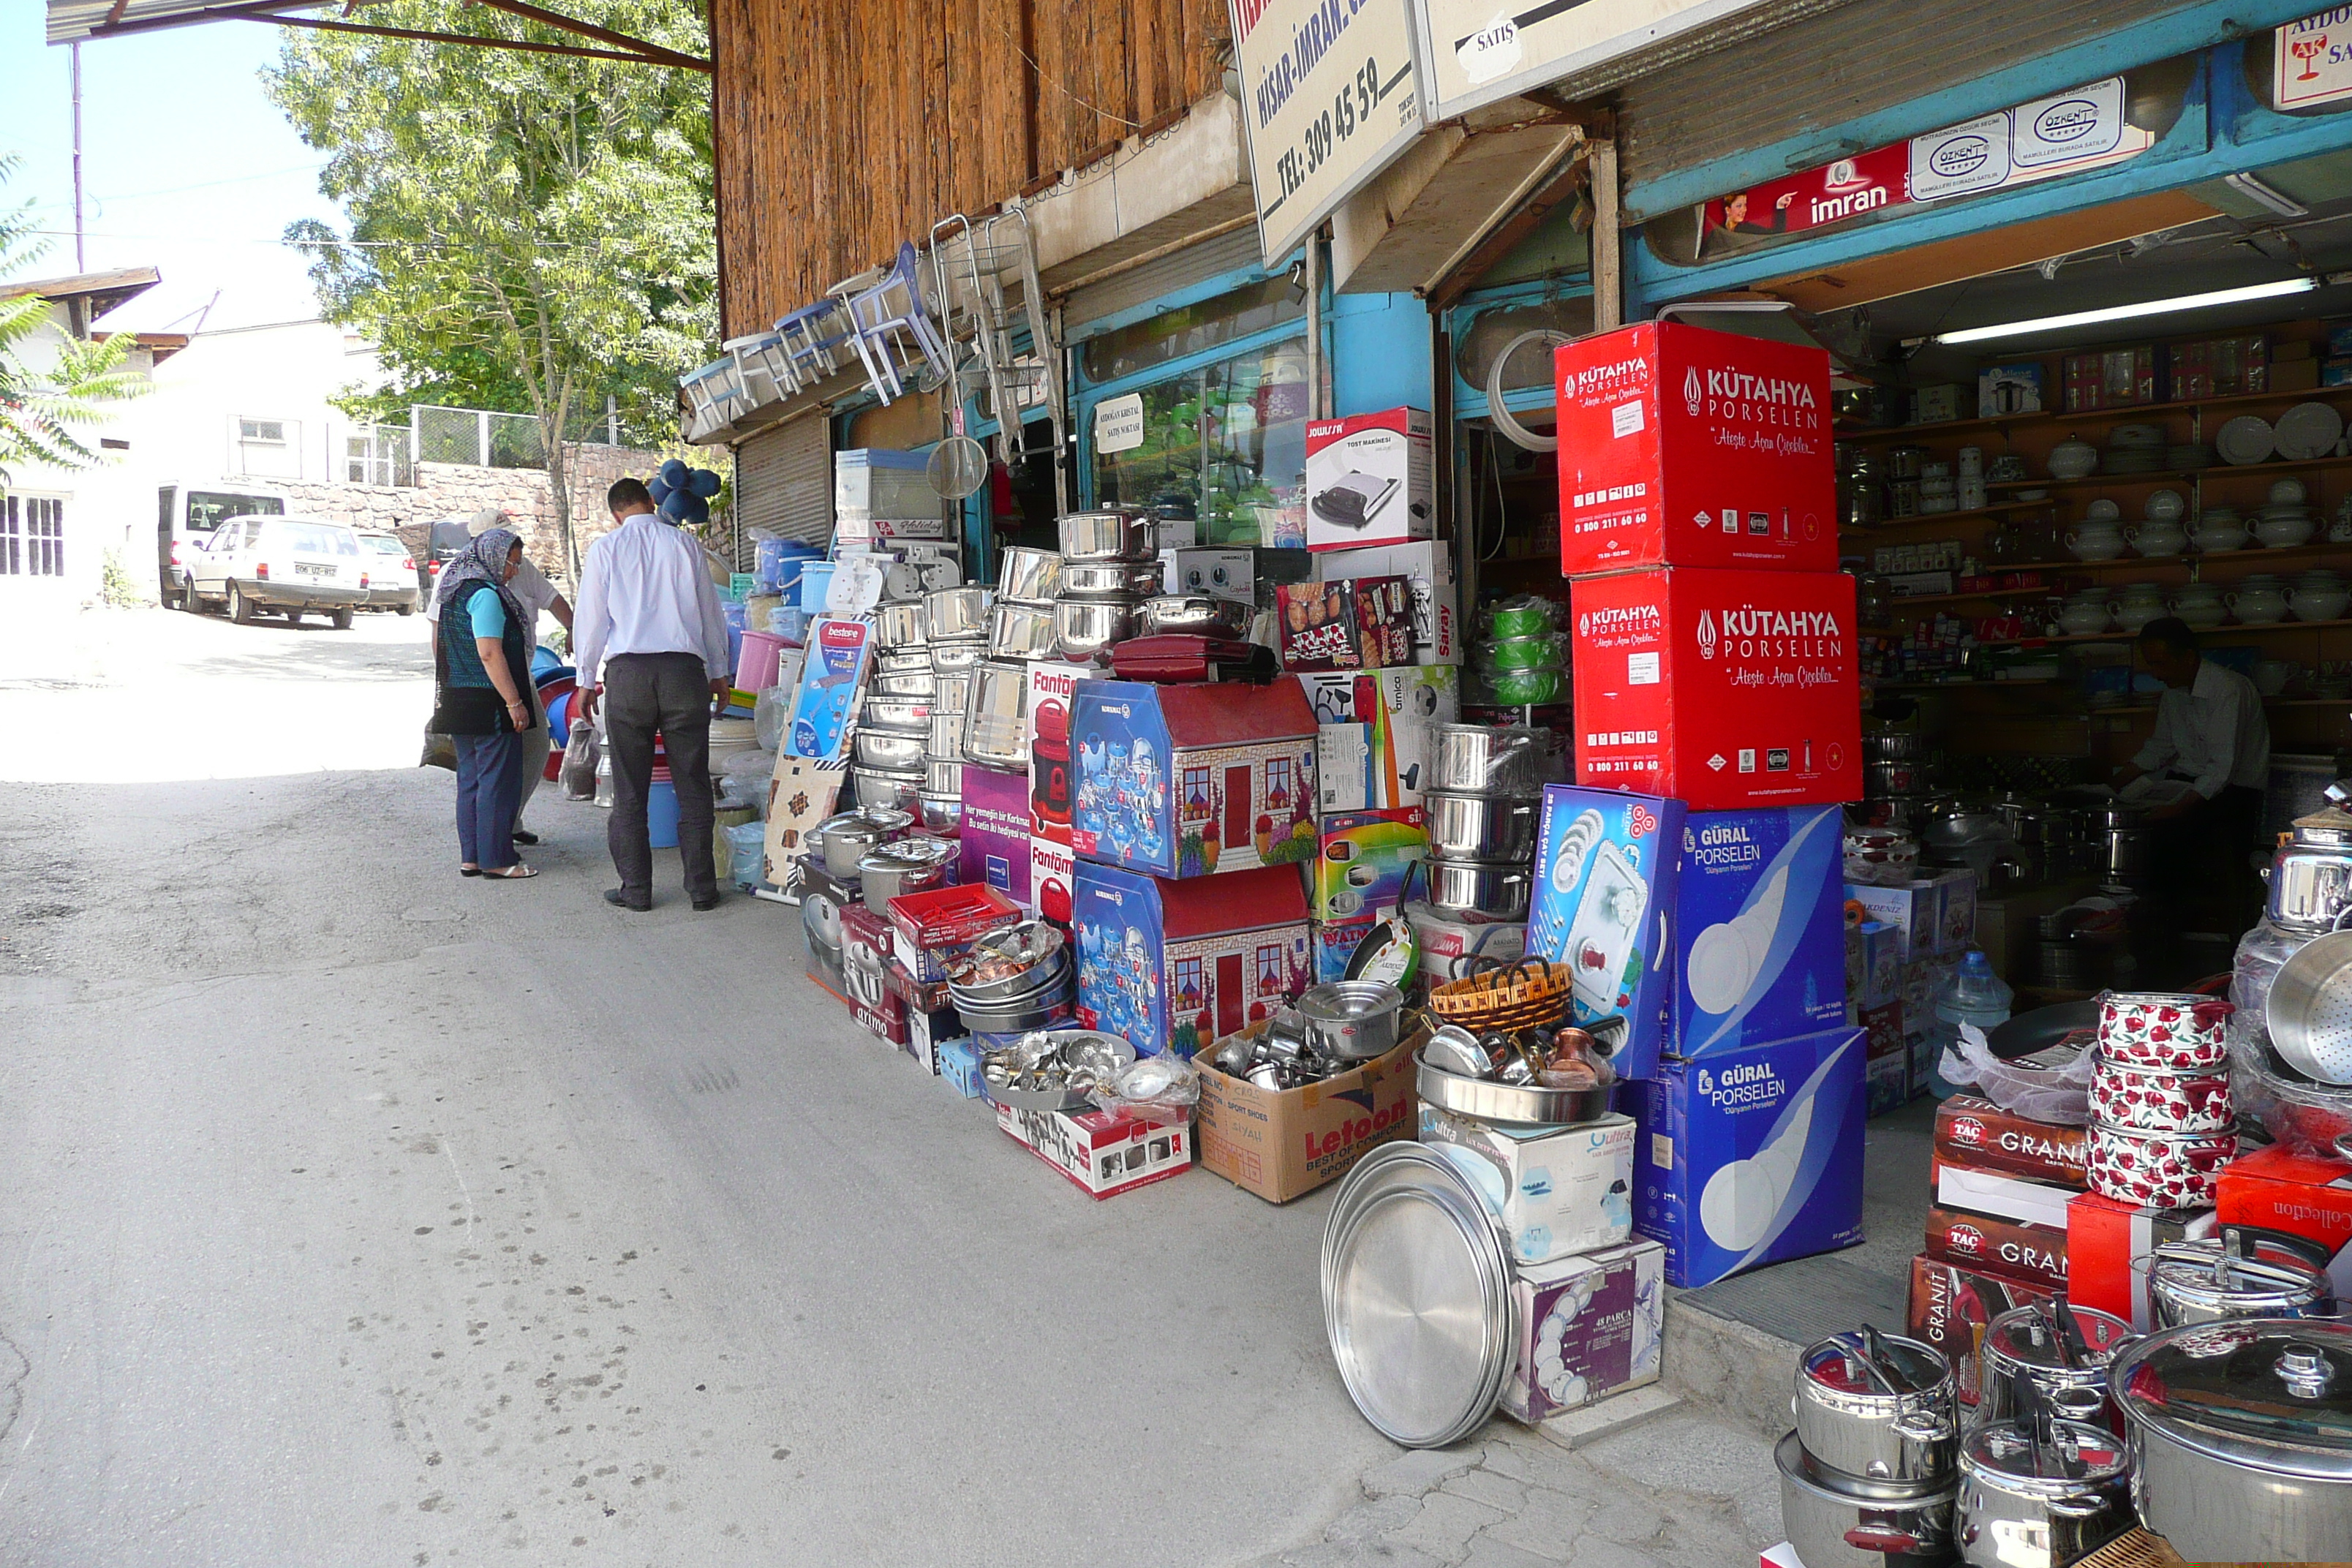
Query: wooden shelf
xmin=1836 ymin=382 xmax=2352 ymax=444
xmin=1975 ymin=616 xmax=2352 ymax=649
xmin=1988 ymin=453 xmax=2352 ymax=494
xmin=1865 ymin=544 xmax=2352 ymax=613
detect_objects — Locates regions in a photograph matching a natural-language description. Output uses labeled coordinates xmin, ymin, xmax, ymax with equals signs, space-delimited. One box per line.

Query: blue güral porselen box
xmin=1525 ymin=785 xmax=1686 ymax=1080
xmin=1670 ymin=806 xmax=1847 ymax=1056
xmin=1631 ymin=1026 xmax=1866 ymax=1289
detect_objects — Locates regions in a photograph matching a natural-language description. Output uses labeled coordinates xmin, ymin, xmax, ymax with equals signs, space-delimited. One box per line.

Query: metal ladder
xmin=927 ymin=207 xmax=1069 ymax=515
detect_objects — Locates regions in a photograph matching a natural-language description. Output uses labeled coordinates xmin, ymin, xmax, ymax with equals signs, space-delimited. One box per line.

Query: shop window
xmin=1092 ymin=336 xmax=1310 ymax=545
xmin=1080 ymin=276 xmax=1305 ymax=384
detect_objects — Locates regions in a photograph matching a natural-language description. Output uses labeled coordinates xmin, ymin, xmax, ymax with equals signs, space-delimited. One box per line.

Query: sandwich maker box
xmin=1305 ymin=407 xmax=1433 ymax=552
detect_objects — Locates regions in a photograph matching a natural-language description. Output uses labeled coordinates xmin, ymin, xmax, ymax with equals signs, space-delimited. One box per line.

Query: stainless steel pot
xmin=923 ymin=585 xmax=993 ymax=640
xmin=874 ymin=648 xmax=932 ymax=676
xmin=1138 ymin=595 xmax=1252 ymax=638
xmin=874 ymin=600 xmax=929 ymax=649
xmin=917 ymin=792 xmax=961 ymax=832
xmin=849 ymin=766 xmax=923 ymax=813
xmin=1058 ymin=508 xmax=1156 ymax=562
xmin=815 ymin=805 xmax=913 ymax=880
xmin=1866 ymin=759 xmax=1924 ymax=798
xmin=2101 ymin=824 xmax=2151 ymax=886
xmin=1975 ymin=1300 xmax=2136 ymax=1431
xmin=1776 ymin=1432 xmax=1958 ymax=1568
xmin=1053 ymin=595 xmax=1142 ymax=660
xmin=1295 ymin=981 xmax=1406 ymax=1061
xmin=867 ymin=666 xmax=937 ymax=698
xmin=960 ymin=659 xmax=1031 ymax=769
xmin=1428 ymin=724 xmax=1544 ymax=798
xmin=2108 ymin=1319 xmax=2352 ymax=1561
xmin=1425 ymin=858 xmax=1531 ymax=921
xmin=856 ymin=835 xmax=957 ymax=912
xmin=860 ymin=694 xmax=932 ymax=734
xmin=852 ymin=727 xmax=926 ymax=771
xmin=1058 ymin=560 xmax=1161 ymax=598
xmin=931 ymin=671 xmax=970 ymax=715
xmin=2144 ymin=1226 xmax=2334 ymax=1327
xmin=930 ymin=636 xmax=986 ymax=672
xmin=2268 ymin=834 xmax=2352 ymax=933
xmin=1863 ymin=730 xmax=1931 ymax=761
xmin=924 ymin=758 xmax=962 ymax=796
xmin=987 ymin=600 xmax=1060 ymax=660
xmin=1795 ymin=1327 xmax=1959 ymax=1485
xmin=1423 ymin=791 xmax=1539 ymax=863
xmin=996 ymin=546 xmax=1063 ymax=606
xmin=1956 ymin=1417 xmax=2133 ymax=1568
xmin=927 ymin=708 xmax=964 ymax=758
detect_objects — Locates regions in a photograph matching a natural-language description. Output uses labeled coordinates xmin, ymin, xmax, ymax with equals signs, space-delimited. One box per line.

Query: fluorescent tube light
xmin=1933 ymin=277 xmax=2318 ymax=345
xmin=2225 ymin=171 xmax=2310 ymax=217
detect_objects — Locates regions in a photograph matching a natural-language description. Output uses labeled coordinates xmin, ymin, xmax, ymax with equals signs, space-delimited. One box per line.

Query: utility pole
xmin=70 ymin=42 xmax=86 ymax=271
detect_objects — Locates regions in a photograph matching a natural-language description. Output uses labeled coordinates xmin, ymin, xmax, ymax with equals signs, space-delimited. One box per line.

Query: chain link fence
xmin=413 ymin=404 xmax=549 ymax=470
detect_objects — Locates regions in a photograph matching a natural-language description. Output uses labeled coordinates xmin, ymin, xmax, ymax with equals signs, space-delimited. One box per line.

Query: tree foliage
xmin=0 ymin=155 xmax=147 ymax=487
xmin=266 ymin=3 xmax=717 ymax=566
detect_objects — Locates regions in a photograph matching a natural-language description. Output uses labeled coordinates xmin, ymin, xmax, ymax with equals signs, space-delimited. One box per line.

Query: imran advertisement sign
xmin=1692 ymin=77 xmax=2151 ymax=263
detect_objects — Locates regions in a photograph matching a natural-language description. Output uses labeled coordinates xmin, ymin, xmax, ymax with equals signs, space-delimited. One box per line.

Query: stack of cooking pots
xmin=965 ymin=546 xmax=1063 ymax=772
xmin=1861 ymin=728 xmax=1934 ymax=810
xmin=1975 ymin=1297 xmax=2136 ymax=1430
xmin=919 ymin=584 xmax=990 ymax=829
xmin=1776 ymin=1327 xmax=1961 ymax=1568
xmin=947 ymin=919 xmax=1074 ymax=1034
xmin=1052 ymin=508 xmax=1158 ymax=664
xmin=802 ymin=805 xmax=913 ymax=973
xmin=1419 ymin=725 xmax=1545 ymax=924
xmin=1955 ymin=1369 xmax=2135 ymax=1568
xmin=856 ymin=598 xmax=932 ymax=810
xmin=2231 ymin=791 xmax=2352 ymax=1142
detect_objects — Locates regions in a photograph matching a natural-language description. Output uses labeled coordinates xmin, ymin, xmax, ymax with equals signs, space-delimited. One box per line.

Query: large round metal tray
xmin=1414 ymin=1049 xmax=1615 ymax=1127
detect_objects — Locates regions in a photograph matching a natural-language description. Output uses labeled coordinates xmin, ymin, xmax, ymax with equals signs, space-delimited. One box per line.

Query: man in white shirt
xmin=428 ymin=510 xmax=573 ymax=845
xmin=573 ymin=477 xmax=734 ymax=911
xmin=2116 ymin=617 xmax=2269 ymax=936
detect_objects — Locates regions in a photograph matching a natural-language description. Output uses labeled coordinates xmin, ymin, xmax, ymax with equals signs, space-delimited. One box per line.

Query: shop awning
xmin=45 ymin=0 xmax=709 ymax=71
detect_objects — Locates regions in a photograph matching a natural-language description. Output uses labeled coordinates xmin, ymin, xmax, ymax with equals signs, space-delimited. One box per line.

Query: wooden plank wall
xmin=712 ymin=0 xmax=1228 ymax=335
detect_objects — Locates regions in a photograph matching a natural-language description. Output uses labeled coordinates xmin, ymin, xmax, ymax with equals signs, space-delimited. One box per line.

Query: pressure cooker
xmin=1795 ymin=1327 xmax=1959 ymax=1485
xmin=2266 ymin=803 xmax=2352 ymax=933
xmin=2144 ymin=1226 xmax=2336 ymax=1328
xmin=1975 ymin=1299 xmax=2136 ymax=1431
xmin=1955 ymin=1389 xmax=2133 ymax=1568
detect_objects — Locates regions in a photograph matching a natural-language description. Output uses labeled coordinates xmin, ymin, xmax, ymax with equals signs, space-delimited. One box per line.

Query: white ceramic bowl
xmin=2085 ymin=498 xmax=2123 ymax=522
xmin=2049 ymin=440 xmax=2101 ymax=480
xmin=2270 ymin=476 xmax=2310 ymax=507
xmin=2145 ymin=489 xmax=2187 ymax=524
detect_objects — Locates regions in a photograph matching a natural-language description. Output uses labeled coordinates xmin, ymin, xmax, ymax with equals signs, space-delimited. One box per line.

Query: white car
xmin=186 ymin=514 xmax=370 ymax=628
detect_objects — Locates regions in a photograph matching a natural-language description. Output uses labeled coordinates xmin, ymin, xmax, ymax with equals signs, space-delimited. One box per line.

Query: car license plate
xmin=295 ymin=562 xmax=333 ymax=580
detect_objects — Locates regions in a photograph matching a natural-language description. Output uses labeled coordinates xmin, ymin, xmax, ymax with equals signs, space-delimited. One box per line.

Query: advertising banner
xmin=2277 ymin=7 xmax=2352 ymax=110
xmin=1414 ymin=0 xmax=1774 ymax=121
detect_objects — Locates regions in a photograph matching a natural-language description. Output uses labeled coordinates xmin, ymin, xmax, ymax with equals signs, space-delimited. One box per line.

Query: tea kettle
xmin=2266 ymin=780 xmax=2352 ymax=934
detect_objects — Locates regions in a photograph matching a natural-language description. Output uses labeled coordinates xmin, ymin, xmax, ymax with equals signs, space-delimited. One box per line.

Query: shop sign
xmin=2277 ymin=7 xmax=2352 ymax=110
xmin=1093 ymin=393 xmax=1146 ymax=455
xmin=1697 ymin=78 xmax=2148 ymax=262
xmin=1414 ymin=0 xmax=1776 ymax=121
xmin=1229 ymin=0 xmax=1425 ymax=265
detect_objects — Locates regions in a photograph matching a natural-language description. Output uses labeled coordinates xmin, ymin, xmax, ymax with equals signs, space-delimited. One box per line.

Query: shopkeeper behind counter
xmin=2113 ymin=616 xmax=2270 ymax=939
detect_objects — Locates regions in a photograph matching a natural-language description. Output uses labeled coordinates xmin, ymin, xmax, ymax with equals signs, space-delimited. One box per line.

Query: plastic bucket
xmin=725 ymin=821 xmax=768 ymax=885
xmin=647 ymin=780 xmax=681 ymax=848
xmin=799 ymin=561 xmax=837 ymax=612
xmin=736 ymin=630 xmax=787 ymax=692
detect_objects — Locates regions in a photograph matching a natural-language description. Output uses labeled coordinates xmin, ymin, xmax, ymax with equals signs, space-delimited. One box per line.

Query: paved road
xmin=0 ymin=606 xmax=1776 ymax=1568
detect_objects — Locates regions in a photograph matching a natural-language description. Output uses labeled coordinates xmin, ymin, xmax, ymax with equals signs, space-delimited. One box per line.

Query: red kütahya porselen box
xmin=1569 ymin=567 xmax=1859 ymax=810
xmin=1554 ymin=320 xmax=1837 ymax=576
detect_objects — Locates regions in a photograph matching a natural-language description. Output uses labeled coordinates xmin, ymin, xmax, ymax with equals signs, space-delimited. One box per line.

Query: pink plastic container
xmin=736 ymin=629 xmax=787 ymax=691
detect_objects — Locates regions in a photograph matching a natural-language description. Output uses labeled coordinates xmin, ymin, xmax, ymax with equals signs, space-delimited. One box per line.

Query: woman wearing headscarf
xmin=429 ymin=527 xmax=539 ymax=879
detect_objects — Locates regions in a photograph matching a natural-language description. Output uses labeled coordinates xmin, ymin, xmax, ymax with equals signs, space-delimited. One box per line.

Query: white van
xmin=157 ymin=483 xmax=289 ymax=609
xmin=185 ymin=515 xmax=369 ymax=628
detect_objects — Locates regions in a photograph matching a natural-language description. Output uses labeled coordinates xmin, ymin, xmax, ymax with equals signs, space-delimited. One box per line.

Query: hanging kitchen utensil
xmin=927 ymin=435 xmax=990 ymax=500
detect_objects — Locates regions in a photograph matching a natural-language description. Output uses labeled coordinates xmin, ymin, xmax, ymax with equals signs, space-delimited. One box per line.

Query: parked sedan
xmin=357 ymin=530 xmax=421 ymax=614
xmin=186 ymin=515 xmax=369 ymax=628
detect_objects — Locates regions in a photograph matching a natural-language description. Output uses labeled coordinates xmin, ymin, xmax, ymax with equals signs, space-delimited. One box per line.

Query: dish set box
xmin=1310 ymin=807 xmax=1428 ymax=981
xmin=1497 ymin=1239 xmax=1665 ymax=1425
xmin=1070 ymin=861 xmax=1312 ymax=1059
xmin=995 ymin=1102 xmax=1193 ymax=1199
xmin=1194 ymin=1020 xmax=1424 ymax=1202
xmin=1552 ymin=320 xmax=1836 ymax=576
xmin=1068 ymin=679 xmax=1319 ymax=879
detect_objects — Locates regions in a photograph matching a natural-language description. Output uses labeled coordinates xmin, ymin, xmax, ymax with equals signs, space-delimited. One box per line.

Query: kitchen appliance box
xmin=958 ymin=764 xmax=1035 ymax=909
xmin=1907 ymin=1254 xmax=2057 ymax=1405
xmin=1311 ymin=808 xmax=1428 ymax=924
xmin=2220 ymin=1144 xmax=2352 ymax=1290
xmin=1304 ymin=407 xmax=1435 ymax=552
xmin=1923 ymin=1204 xmax=2068 ymax=1290
xmin=1525 ymin=787 xmax=1845 ymax=1080
xmin=1274 ymin=575 xmax=1414 ymax=673
xmin=1161 ymin=546 xmax=1313 ymax=608
xmin=1631 ymin=1027 xmax=1867 ymax=1289
xmin=2066 ymin=1191 xmax=2217 ymax=1330
xmin=1498 ymin=1239 xmax=1665 ymax=1426
xmin=1069 ymin=680 xmax=1319 ymax=880
xmin=995 ymin=1101 xmax=1194 ymax=1199
xmin=1025 ymin=660 xmax=1100 ymax=846
xmin=1568 ymin=567 xmax=1861 ymax=811
xmin=1844 ymin=872 xmax=1978 ymax=960
xmin=1194 ymin=1025 xmax=1422 ymax=1203
xmin=1071 ymin=860 xmax=1312 ymax=1060
xmin=1313 ymin=540 xmax=1462 ymax=666
xmin=1029 ymin=834 xmax=1077 ymax=929
xmin=1934 ymin=1094 xmax=2089 ymax=1186
xmin=1297 ymin=666 xmax=1460 ymax=812
xmin=837 ymin=905 xmax=911 ymax=1044
xmin=1421 ymin=1106 xmax=1637 ymax=1265
xmin=1553 ymin=321 xmax=1836 ymax=576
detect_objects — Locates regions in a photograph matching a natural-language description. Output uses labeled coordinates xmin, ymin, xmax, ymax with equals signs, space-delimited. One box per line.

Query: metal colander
xmin=2268 ymin=929 xmax=2352 ymax=1085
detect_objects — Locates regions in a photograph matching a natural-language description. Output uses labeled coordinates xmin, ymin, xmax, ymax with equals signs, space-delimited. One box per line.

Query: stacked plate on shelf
xmin=2275 ymin=399 xmax=2346 ymax=461
xmin=2217 ymin=414 xmax=2277 ymax=467
xmin=2104 ymin=422 xmax=2168 ymax=475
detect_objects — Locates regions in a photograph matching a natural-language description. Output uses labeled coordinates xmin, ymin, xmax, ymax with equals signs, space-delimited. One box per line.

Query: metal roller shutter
xmin=733 ymin=412 xmax=832 ymax=549
xmin=1062 ymin=224 xmax=1271 ymax=336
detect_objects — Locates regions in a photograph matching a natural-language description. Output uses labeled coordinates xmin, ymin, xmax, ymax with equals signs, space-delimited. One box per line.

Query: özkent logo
xmin=2035 ymin=98 xmax=2100 ymax=143
xmin=1684 ymin=366 xmax=1703 ymax=418
xmin=1696 ymin=610 xmax=1717 ymax=660
xmin=1930 ymin=135 xmax=1992 ymax=178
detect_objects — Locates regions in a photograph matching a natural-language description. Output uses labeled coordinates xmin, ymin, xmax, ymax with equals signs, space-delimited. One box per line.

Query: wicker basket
xmin=1428 ymin=957 xmax=1572 ymax=1033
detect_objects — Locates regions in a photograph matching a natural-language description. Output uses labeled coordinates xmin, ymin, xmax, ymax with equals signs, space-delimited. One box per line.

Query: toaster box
xmin=1194 ymin=1023 xmax=1421 ymax=1203
xmin=1025 ymin=659 xmax=1102 ymax=846
xmin=1071 ymin=859 xmax=1312 ymax=1059
xmin=1668 ymin=806 xmax=1847 ymax=1057
xmin=1524 ymin=785 xmax=1687 ymax=1081
xmin=1632 ymin=1028 xmax=1866 ymax=1289
xmin=1313 ymin=540 xmax=1462 ymax=665
xmin=1498 ymin=1238 xmax=1665 ymax=1426
xmin=1420 ymin=1106 xmax=1637 ymax=1264
xmin=1553 ymin=321 xmax=1836 ymax=576
xmin=1311 ymin=808 xmax=1428 ymax=925
xmin=1304 ymin=406 xmax=1435 ymax=552
xmin=959 ymin=764 xmax=1035 ymax=910
xmin=1275 ymin=575 xmax=1414 ymax=673
xmin=1070 ymin=679 xmax=1319 ymax=879
xmin=995 ymin=1101 xmax=1193 ymax=1199
xmin=1570 ymin=567 xmax=1861 ymax=810
xmin=1297 ymin=665 xmax=1460 ymax=811
xmin=1907 ymin=1254 xmax=2056 ymax=1405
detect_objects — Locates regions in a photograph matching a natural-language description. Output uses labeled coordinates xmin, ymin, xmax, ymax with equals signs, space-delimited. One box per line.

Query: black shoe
xmin=512 ymin=829 xmax=540 ymax=845
xmin=690 ymin=892 xmax=722 ymax=912
xmin=603 ymin=888 xmax=652 ymax=911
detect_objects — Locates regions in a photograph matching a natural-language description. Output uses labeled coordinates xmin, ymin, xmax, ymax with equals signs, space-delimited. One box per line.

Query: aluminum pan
xmin=1414 ymin=1050 xmax=1614 ymax=1127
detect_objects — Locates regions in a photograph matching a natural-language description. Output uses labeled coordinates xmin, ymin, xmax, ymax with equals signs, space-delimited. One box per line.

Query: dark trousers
xmin=604 ymin=652 xmax=716 ymax=901
xmin=2149 ymin=780 xmax=2265 ymax=934
xmin=454 ymin=731 xmax=524 ymax=870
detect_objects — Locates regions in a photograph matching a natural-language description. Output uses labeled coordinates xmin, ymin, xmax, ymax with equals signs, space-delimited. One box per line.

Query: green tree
xmin=267 ymin=1 xmax=717 ymax=576
xmin=0 ymin=154 xmax=147 ymax=488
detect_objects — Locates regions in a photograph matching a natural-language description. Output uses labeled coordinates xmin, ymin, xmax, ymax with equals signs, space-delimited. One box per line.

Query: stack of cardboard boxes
xmin=1845 ymin=871 xmax=1979 ymax=1113
xmin=1543 ymin=320 xmax=1866 ymax=1289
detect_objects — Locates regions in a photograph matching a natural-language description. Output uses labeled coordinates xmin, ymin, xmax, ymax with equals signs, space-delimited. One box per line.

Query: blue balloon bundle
xmin=648 ymin=456 xmax=723 ymax=526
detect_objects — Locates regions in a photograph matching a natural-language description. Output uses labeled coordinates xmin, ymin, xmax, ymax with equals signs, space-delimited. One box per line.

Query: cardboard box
xmin=1907 ymin=1254 xmax=2055 ymax=1404
xmin=1071 ymin=679 xmax=1319 ymax=878
xmin=1523 ymin=785 xmax=1685 ymax=1079
xmin=958 ymin=764 xmax=1034 ymax=908
xmin=1846 ymin=873 xmax=1972 ymax=960
xmin=1275 ymin=575 xmax=1414 ymax=672
xmin=1029 ymin=834 xmax=1076 ymax=927
xmin=1498 ymin=1239 xmax=1665 ymax=1425
xmin=1421 ymin=1107 xmax=1637 ymax=1264
xmin=995 ymin=1102 xmax=1192 ymax=1199
xmin=938 ymin=1036 xmax=988 ymax=1098
xmin=1569 ymin=568 xmax=1861 ymax=810
xmin=1311 ymin=808 xmax=1427 ymax=923
xmin=1632 ymin=1028 xmax=1867 ymax=1288
xmin=1866 ymin=1052 xmax=1908 ymax=1117
xmin=1935 ymin=1095 xmax=2088 ymax=1186
xmin=1162 ymin=546 xmax=1313 ymax=607
xmin=1313 ymin=540 xmax=1461 ymax=665
xmin=1977 ymin=363 xmax=2043 ymax=418
xmin=1668 ymin=806 xmax=1847 ymax=1055
xmin=1912 ymin=383 xmax=1965 ymax=424
xmin=2067 ymin=1191 xmax=2213 ymax=1330
xmin=837 ymin=905 xmax=909 ymax=1042
xmin=1305 ymin=407 xmax=1434 ymax=552
xmin=1925 ymin=1205 xmax=2068 ymax=1289
xmin=905 ymin=1002 xmax=960 ymax=1072
xmin=1194 ymin=1027 xmax=1420 ymax=1202
xmin=1858 ymin=1000 xmax=1903 ymax=1059
xmin=1553 ymin=321 xmax=1836 ymax=576
xmin=1311 ymin=917 xmax=1374 ymax=981
xmin=1405 ymin=902 xmax=1526 ymax=984
xmin=2219 ymin=1142 xmax=2352 ymax=1296
xmin=1025 ymin=659 xmax=1100 ymax=845
xmin=1934 ymin=1160 xmax=2078 ymax=1230
xmin=1852 ymin=921 xmax=1899 ymax=1009
xmin=1071 ymin=860 xmax=1311 ymax=1058
xmin=1296 ymin=666 xmax=1460 ymax=810
xmin=886 ymin=883 xmax=1022 ymax=981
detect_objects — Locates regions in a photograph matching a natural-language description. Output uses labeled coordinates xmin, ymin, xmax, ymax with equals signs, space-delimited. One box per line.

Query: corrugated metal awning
xmin=48 ymin=0 xmax=708 ymax=69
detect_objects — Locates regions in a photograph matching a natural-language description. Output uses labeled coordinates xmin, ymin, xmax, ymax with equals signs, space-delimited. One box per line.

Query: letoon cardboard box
xmin=1194 ymin=1021 xmax=1422 ymax=1203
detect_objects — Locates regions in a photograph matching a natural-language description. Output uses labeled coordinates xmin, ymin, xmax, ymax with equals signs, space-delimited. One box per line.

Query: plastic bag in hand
xmin=1936 ymin=1022 xmax=2092 ymax=1124
xmin=559 ymin=719 xmax=600 ymax=801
